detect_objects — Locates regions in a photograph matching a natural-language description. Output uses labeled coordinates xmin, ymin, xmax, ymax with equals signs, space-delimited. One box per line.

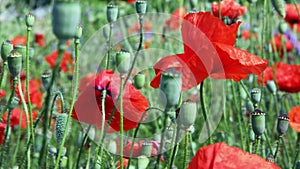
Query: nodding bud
xmin=25 ymin=12 xmax=35 ymax=28
xmin=178 ymin=100 xmax=197 ymax=129
xmin=134 ymin=72 xmax=145 ymax=89
xmin=278 ymin=22 xmax=289 ymax=34
xmin=7 ymin=50 xmax=22 ymax=79
xmin=266 ymin=80 xmax=277 ymax=95
xmin=55 ymin=113 xmax=70 ymax=145
xmin=160 ymin=68 xmax=182 ymax=108
xmin=115 ymin=49 xmax=131 ymax=75
xmin=75 ymin=24 xmax=83 ymax=40
xmin=136 ymin=0 xmax=147 ymax=15
xmin=250 ymin=88 xmax=261 ymax=105
xmin=1 ymin=40 xmax=13 ymax=63
xmin=8 ymin=96 xmax=20 ymax=110
xmin=41 ymin=70 xmax=52 ymax=89
xmin=141 ymin=141 xmax=152 ymax=157
xmin=106 ymin=2 xmax=118 ymax=23
xmin=277 ymin=114 xmax=289 ymax=137
xmin=251 ymin=109 xmax=266 ymax=137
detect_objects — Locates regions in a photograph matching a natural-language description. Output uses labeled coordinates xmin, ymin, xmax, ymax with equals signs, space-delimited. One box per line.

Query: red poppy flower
xmin=211 ymin=0 xmax=247 ymax=20
xmin=271 ymin=34 xmax=293 ymax=58
xmin=117 ymin=158 xmax=128 ymax=169
xmin=45 ymin=50 xmax=74 ymax=73
xmin=165 ymin=8 xmax=186 ymax=30
xmin=258 ymin=62 xmax=300 ymax=93
xmin=188 ymin=142 xmax=279 ymax=169
xmin=35 ymin=33 xmax=45 ymax=47
xmin=288 ymin=106 xmax=300 ymax=132
xmin=10 ymin=36 xmax=27 ymax=47
xmin=285 ymin=4 xmax=300 ymax=24
xmin=151 ymin=12 xmax=268 ymax=90
xmin=15 ymin=78 xmax=44 ymax=109
xmin=0 ymin=123 xmax=6 ymax=144
xmin=0 ymin=90 xmax=6 ymax=98
xmin=72 ymin=70 xmax=149 ymax=132
xmin=2 ymin=108 xmax=37 ymax=129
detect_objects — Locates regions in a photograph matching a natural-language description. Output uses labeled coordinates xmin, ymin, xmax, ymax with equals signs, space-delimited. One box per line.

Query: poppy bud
xmin=75 ymin=24 xmax=83 ymax=40
xmin=61 ymin=156 xmax=68 ymax=167
xmin=249 ymin=128 xmax=255 ymax=142
xmin=239 ymin=86 xmax=247 ymax=100
xmin=116 ymin=49 xmax=131 ymax=75
xmin=178 ymin=100 xmax=197 ymax=129
xmin=251 ymin=109 xmax=265 ymax=137
xmin=277 ymin=114 xmax=289 ymax=137
xmin=41 ymin=70 xmax=52 ymax=89
xmin=141 ymin=141 xmax=152 ymax=157
xmin=278 ymin=22 xmax=288 ymax=34
xmin=8 ymin=96 xmax=20 ymax=110
xmin=25 ymin=12 xmax=35 ymax=28
xmin=245 ymin=99 xmax=254 ymax=113
xmin=134 ymin=72 xmax=145 ymax=89
xmin=15 ymin=44 xmax=26 ymax=60
xmin=266 ymin=80 xmax=277 ymax=95
xmin=160 ymin=68 xmax=182 ymax=108
xmin=137 ymin=156 xmax=150 ymax=169
xmin=136 ymin=0 xmax=147 ymax=15
xmin=55 ymin=113 xmax=70 ymax=145
xmin=1 ymin=40 xmax=13 ymax=63
xmin=7 ymin=50 xmax=22 ymax=79
xmin=250 ymin=88 xmax=261 ymax=105
xmin=166 ymin=126 xmax=174 ymax=139
xmin=271 ymin=0 xmax=286 ymax=18
xmin=106 ymin=3 xmax=118 ymax=23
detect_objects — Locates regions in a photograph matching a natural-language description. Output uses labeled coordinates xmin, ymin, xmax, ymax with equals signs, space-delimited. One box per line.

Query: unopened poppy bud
xmin=251 ymin=109 xmax=265 ymax=137
xmin=277 ymin=114 xmax=289 ymax=137
xmin=8 ymin=96 xmax=20 ymax=110
xmin=1 ymin=40 xmax=13 ymax=63
xmin=116 ymin=49 xmax=131 ymax=75
xmin=278 ymin=22 xmax=289 ymax=34
xmin=266 ymin=80 xmax=277 ymax=95
xmin=271 ymin=0 xmax=286 ymax=18
xmin=141 ymin=141 xmax=152 ymax=157
xmin=107 ymin=3 xmax=118 ymax=23
xmin=75 ymin=24 xmax=83 ymax=40
xmin=41 ymin=71 xmax=52 ymax=89
xmin=55 ymin=113 xmax=70 ymax=145
xmin=239 ymin=86 xmax=247 ymax=100
xmin=61 ymin=156 xmax=68 ymax=167
xmin=178 ymin=100 xmax=197 ymax=129
xmin=245 ymin=99 xmax=254 ymax=112
xmin=250 ymin=88 xmax=261 ymax=105
xmin=136 ymin=0 xmax=147 ymax=15
xmin=160 ymin=68 xmax=182 ymax=108
xmin=137 ymin=156 xmax=150 ymax=169
xmin=134 ymin=72 xmax=145 ymax=89
xmin=249 ymin=128 xmax=255 ymax=142
xmin=7 ymin=50 xmax=22 ymax=79
xmin=25 ymin=12 xmax=35 ymax=28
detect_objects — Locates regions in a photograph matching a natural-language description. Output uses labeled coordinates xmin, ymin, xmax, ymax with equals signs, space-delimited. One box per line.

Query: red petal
xmin=288 ymin=106 xmax=300 ymax=132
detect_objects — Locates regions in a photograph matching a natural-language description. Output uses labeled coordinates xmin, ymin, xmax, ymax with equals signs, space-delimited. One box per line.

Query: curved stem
xmin=200 ymin=81 xmax=212 ymax=144
xmin=54 ymin=38 xmax=80 ymax=169
xmin=119 ymin=76 xmax=124 ymax=169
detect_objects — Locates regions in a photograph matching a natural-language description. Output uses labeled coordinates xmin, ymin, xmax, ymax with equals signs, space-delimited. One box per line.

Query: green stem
xmin=105 ymin=23 xmax=113 ymax=70
xmin=0 ymin=78 xmax=17 ymax=120
xmin=11 ymin=103 xmax=23 ymax=166
xmin=26 ymin=26 xmax=35 ymax=145
xmin=200 ymin=81 xmax=212 ymax=144
xmin=49 ymin=91 xmax=65 ymax=127
xmin=86 ymin=147 xmax=91 ymax=169
xmin=264 ymin=131 xmax=274 ymax=157
xmin=169 ymin=125 xmax=181 ymax=169
xmin=54 ymin=38 xmax=80 ymax=169
xmin=255 ymin=137 xmax=261 ymax=155
xmin=293 ymin=133 xmax=300 ymax=169
xmin=119 ymin=76 xmax=124 ymax=169
xmin=167 ymin=125 xmax=177 ymax=169
xmin=76 ymin=125 xmax=92 ymax=169
xmin=274 ymin=137 xmax=281 ymax=159
xmin=183 ymin=132 xmax=189 ymax=169
xmin=0 ymin=63 xmax=7 ymax=88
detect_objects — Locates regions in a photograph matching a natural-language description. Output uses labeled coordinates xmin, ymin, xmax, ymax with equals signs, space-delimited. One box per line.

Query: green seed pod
xmin=141 ymin=141 xmax=152 ymax=157
xmin=271 ymin=0 xmax=286 ymax=18
xmin=55 ymin=113 xmax=70 ymax=145
xmin=134 ymin=72 xmax=145 ymax=89
xmin=160 ymin=68 xmax=182 ymax=108
xmin=1 ymin=40 xmax=13 ymax=63
xmin=61 ymin=156 xmax=68 ymax=168
xmin=106 ymin=3 xmax=118 ymax=23
xmin=25 ymin=12 xmax=35 ymax=28
xmin=245 ymin=99 xmax=255 ymax=112
xmin=136 ymin=0 xmax=147 ymax=15
xmin=251 ymin=109 xmax=265 ymax=137
xmin=41 ymin=70 xmax=52 ymax=89
xmin=266 ymin=80 xmax=277 ymax=95
xmin=52 ymin=1 xmax=81 ymax=41
xmin=178 ymin=100 xmax=197 ymax=129
xmin=7 ymin=50 xmax=22 ymax=79
xmin=137 ymin=156 xmax=150 ymax=169
xmin=75 ymin=24 xmax=83 ymax=40
xmin=115 ymin=49 xmax=131 ymax=75
xmin=8 ymin=96 xmax=20 ymax=110
xmin=278 ymin=22 xmax=289 ymax=34
xmin=277 ymin=114 xmax=289 ymax=137
xmin=250 ymin=88 xmax=261 ymax=105
xmin=15 ymin=44 xmax=26 ymax=61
